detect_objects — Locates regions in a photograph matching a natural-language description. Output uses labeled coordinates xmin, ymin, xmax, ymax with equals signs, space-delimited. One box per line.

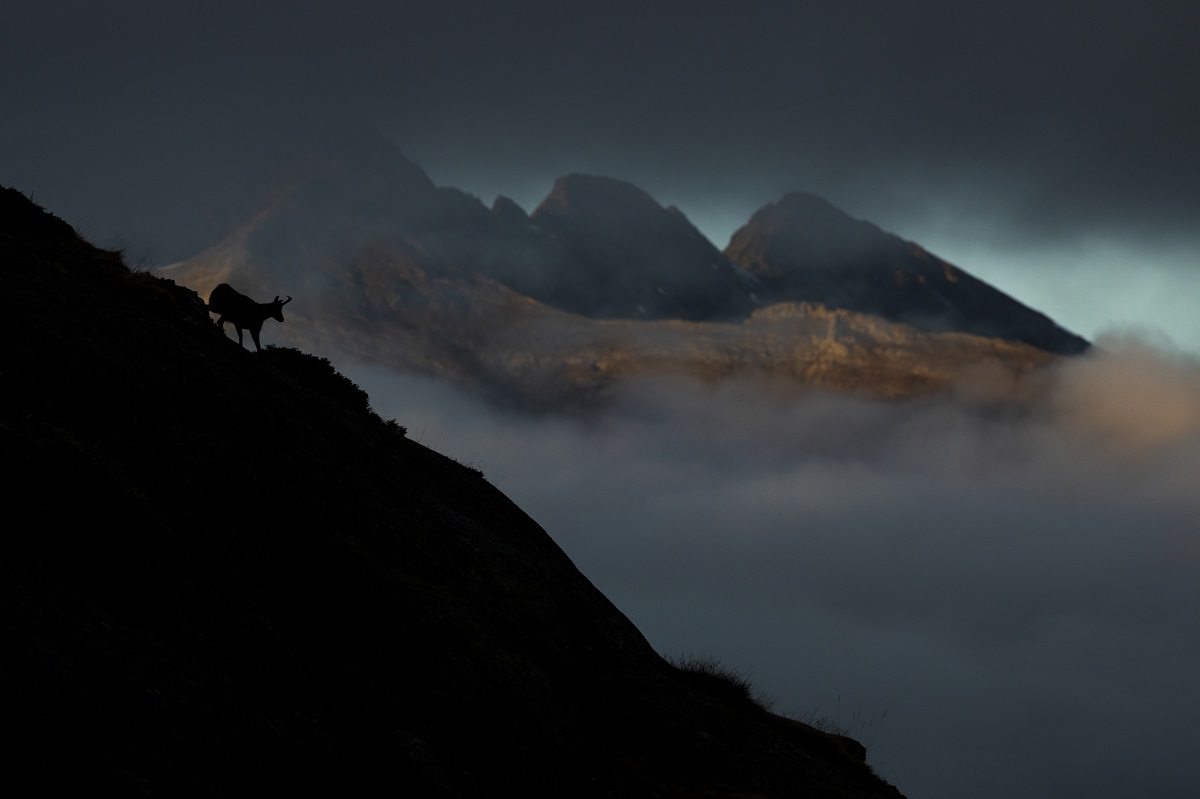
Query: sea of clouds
xmin=345 ymin=335 xmax=1200 ymax=799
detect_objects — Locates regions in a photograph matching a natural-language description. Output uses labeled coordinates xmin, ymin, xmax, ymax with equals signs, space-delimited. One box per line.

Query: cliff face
xmin=0 ymin=185 xmax=905 ymax=796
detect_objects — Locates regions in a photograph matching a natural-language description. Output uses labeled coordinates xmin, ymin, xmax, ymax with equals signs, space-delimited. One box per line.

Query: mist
xmin=344 ymin=338 xmax=1200 ymax=799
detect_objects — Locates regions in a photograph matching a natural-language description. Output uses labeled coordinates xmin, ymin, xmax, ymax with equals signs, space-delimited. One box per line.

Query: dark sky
xmin=2 ymin=1 xmax=1198 ymax=348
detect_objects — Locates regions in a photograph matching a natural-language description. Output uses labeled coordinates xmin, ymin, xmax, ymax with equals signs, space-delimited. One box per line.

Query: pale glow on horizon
xmin=915 ymin=235 xmax=1200 ymax=356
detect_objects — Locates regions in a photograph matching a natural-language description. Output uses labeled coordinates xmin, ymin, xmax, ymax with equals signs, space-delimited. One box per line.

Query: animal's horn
xmin=281 ymin=296 xmax=292 ymax=306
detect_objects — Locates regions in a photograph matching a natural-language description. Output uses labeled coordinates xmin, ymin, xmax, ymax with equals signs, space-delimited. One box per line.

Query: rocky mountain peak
xmin=726 ymin=191 xmax=894 ymax=277
xmin=491 ymin=194 xmax=530 ymax=223
xmin=532 ymin=173 xmax=666 ymax=224
xmin=725 ymin=192 xmax=1089 ymax=355
xmin=525 ymin=174 xmax=757 ymax=321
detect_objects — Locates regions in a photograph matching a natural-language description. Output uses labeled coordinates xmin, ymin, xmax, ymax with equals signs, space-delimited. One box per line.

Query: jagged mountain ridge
xmin=160 ymin=129 xmax=1075 ymax=409
xmin=0 ymin=185 xmax=905 ymax=796
xmin=526 ymin=174 xmax=759 ymax=320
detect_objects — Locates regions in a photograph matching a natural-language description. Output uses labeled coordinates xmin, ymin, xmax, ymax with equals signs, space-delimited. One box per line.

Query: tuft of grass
xmin=791 ymin=709 xmax=850 ymax=737
xmin=453 ymin=457 xmax=485 ymax=479
xmin=112 ymin=243 xmax=156 ymax=273
xmin=451 ymin=451 xmax=508 ymax=485
xmin=666 ymin=652 xmax=774 ymax=713
xmin=793 ymin=700 xmax=888 ymax=750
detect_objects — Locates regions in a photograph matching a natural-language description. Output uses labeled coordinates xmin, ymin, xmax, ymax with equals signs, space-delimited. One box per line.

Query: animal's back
xmin=207 ymin=283 xmax=239 ymax=313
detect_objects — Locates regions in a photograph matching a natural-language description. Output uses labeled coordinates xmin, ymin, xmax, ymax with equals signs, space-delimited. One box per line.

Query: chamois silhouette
xmin=206 ymin=283 xmax=292 ymax=352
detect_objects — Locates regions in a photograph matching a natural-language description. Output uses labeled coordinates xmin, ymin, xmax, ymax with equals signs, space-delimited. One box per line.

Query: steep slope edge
xmin=0 ymin=185 xmax=905 ymax=797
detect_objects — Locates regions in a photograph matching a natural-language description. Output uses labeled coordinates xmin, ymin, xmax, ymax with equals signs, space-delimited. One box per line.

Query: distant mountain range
xmin=54 ymin=123 xmax=1084 ymax=409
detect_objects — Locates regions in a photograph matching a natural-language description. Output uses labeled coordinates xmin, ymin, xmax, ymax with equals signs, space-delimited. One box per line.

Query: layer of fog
xmin=345 ymin=337 xmax=1200 ymax=799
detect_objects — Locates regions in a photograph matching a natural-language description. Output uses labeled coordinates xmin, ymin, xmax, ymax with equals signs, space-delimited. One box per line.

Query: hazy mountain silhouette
xmin=526 ymin=174 xmax=760 ymax=320
xmin=0 ymin=184 xmax=906 ymax=796
xmin=725 ymin=192 xmax=1089 ymax=355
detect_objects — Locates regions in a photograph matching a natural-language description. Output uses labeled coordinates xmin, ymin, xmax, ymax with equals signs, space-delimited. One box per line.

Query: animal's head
xmin=271 ymin=295 xmax=293 ymax=323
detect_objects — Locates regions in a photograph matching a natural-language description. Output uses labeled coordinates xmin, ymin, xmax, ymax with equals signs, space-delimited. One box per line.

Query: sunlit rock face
xmin=725 ymin=192 xmax=1090 ymax=355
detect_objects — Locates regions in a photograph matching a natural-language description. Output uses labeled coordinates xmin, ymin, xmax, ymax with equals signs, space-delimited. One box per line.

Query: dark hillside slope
xmin=0 ymin=185 xmax=904 ymax=797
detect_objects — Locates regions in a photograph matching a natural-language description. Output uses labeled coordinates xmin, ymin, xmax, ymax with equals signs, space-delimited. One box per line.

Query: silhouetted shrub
xmin=261 ymin=346 xmax=373 ymax=416
xmin=667 ymin=653 xmax=772 ymax=713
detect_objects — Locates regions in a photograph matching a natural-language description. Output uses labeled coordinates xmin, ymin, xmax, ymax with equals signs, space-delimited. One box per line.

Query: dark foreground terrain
xmin=0 ymin=185 xmax=904 ymax=797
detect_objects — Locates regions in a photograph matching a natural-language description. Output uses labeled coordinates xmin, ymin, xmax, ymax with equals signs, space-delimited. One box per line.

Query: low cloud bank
xmin=346 ymin=339 xmax=1200 ymax=799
